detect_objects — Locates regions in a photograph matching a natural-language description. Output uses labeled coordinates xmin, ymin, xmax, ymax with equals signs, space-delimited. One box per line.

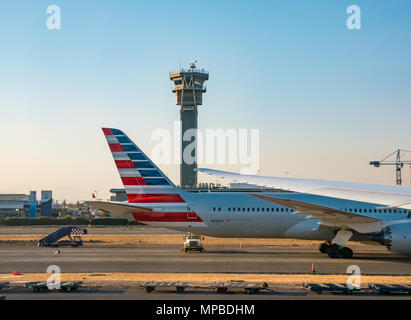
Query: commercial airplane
xmin=87 ymin=128 xmax=411 ymax=259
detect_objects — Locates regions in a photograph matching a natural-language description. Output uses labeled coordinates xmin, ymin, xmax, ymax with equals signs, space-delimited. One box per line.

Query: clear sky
xmin=1 ymin=0 xmax=411 ymax=202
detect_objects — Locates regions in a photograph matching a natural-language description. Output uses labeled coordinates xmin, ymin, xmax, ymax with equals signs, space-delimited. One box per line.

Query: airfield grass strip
xmin=1 ymin=273 xmax=411 ymax=286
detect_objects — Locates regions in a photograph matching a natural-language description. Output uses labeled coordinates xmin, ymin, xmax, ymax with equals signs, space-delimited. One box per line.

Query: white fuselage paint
xmin=127 ymin=192 xmax=411 ymax=242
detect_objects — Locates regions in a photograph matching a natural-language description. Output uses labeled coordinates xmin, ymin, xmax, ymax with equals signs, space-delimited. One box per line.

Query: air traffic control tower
xmin=169 ymin=61 xmax=209 ymax=188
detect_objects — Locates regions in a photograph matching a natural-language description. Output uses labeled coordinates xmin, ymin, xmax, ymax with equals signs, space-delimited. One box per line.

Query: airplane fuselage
xmin=130 ymin=192 xmax=411 ymax=242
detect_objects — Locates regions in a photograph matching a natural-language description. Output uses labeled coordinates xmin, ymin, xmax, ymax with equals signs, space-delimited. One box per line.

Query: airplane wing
xmin=197 ymin=168 xmax=411 ymax=210
xmin=84 ymin=201 xmax=152 ymax=220
xmin=250 ymin=194 xmax=385 ymax=233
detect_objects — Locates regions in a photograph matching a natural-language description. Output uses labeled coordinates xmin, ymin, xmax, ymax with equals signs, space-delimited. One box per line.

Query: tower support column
xmin=180 ymin=105 xmax=198 ymax=188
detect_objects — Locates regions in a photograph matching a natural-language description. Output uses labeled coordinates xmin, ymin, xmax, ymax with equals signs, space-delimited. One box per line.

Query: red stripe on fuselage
xmin=127 ymin=193 xmax=185 ymax=203
xmin=132 ymin=211 xmax=202 ymax=222
xmin=115 ymin=160 xmax=136 ymax=169
xmin=121 ymin=177 xmax=146 ymax=185
xmin=102 ymin=128 xmax=113 ymax=135
xmin=109 ymin=144 xmax=124 ymax=152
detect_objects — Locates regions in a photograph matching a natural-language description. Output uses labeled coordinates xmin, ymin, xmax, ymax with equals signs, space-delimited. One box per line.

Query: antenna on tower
xmin=189 ymin=60 xmax=197 ymax=69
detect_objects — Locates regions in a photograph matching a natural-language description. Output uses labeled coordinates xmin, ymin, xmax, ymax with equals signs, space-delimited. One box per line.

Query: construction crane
xmin=370 ymin=149 xmax=411 ymax=185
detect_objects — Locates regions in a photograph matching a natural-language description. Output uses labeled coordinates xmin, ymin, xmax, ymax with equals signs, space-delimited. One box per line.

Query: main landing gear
xmin=319 ymin=229 xmax=354 ymax=259
xmin=318 ymin=243 xmax=353 ymax=259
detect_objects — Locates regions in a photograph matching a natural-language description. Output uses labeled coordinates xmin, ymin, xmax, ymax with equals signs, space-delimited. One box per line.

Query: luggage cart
xmin=140 ymin=281 xmax=273 ymax=294
xmin=0 ymin=282 xmax=9 ymax=291
xmin=368 ymin=284 xmax=411 ymax=295
xmin=303 ymin=283 xmax=360 ymax=295
xmin=24 ymin=281 xmax=82 ymax=293
xmin=140 ymin=282 xmax=189 ymax=293
xmin=212 ymin=281 xmax=269 ymax=294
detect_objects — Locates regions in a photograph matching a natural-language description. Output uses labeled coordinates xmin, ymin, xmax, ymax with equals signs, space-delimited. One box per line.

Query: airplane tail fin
xmin=102 ymin=128 xmax=185 ymax=204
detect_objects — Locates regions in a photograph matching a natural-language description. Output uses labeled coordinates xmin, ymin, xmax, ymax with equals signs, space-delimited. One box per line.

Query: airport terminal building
xmin=0 ymin=194 xmax=29 ymax=219
xmin=0 ymin=191 xmax=55 ymax=219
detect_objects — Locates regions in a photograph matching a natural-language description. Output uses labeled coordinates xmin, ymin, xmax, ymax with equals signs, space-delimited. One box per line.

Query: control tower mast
xmin=169 ymin=61 xmax=209 ymax=188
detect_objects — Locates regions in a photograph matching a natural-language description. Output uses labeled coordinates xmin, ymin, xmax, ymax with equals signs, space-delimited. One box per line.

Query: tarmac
xmin=1 ymin=227 xmax=411 ymax=300
xmin=1 ymin=246 xmax=411 ymax=275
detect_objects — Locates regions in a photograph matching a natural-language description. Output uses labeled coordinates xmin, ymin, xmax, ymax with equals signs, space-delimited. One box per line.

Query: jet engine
xmin=382 ymin=223 xmax=411 ymax=254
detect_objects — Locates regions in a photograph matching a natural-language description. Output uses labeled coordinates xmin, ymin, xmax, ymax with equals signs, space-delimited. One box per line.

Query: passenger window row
xmin=210 ymin=207 xmax=411 ymax=215
xmin=212 ymin=207 xmax=294 ymax=213
xmin=343 ymin=208 xmax=410 ymax=214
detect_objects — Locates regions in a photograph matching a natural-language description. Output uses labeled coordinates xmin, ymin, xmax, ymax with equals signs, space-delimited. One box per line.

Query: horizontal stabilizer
xmin=85 ymin=201 xmax=152 ymax=221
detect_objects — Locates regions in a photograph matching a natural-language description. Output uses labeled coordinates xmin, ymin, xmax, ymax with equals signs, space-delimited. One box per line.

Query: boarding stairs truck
xmin=181 ymin=233 xmax=205 ymax=253
xmin=38 ymin=226 xmax=87 ymax=247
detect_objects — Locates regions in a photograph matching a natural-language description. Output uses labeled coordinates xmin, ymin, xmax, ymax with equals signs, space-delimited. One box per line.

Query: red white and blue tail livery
xmin=102 ymin=127 xmax=183 ymax=204
xmin=91 ymin=128 xmax=206 ymax=227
